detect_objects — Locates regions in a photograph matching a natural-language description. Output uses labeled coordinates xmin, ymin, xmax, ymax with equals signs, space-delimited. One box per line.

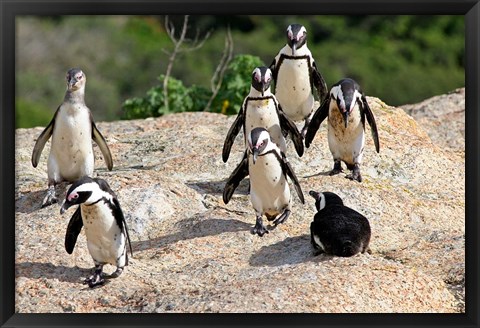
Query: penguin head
xmin=331 ymin=78 xmax=362 ymax=128
xmin=60 ymin=176 xmax=112 ymax=214
xmin=251 ymin=67 xmax=273 ymax=97
xmin=247 ymin=127 xmax=271 ymax=164
xmin=66 ymin=68 xmax=86 ymax=92
xmin=309 ymin=190 xmax=344 ymax=211
xmin=286 ymin=24 xmax=307 ymax=56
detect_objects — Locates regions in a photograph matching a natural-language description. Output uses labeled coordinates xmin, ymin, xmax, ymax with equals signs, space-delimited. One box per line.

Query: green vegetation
xmin=16 ymin=15 xmax=464 ymax=128
xmin=123 ymin=54 xmax=264 ymax=119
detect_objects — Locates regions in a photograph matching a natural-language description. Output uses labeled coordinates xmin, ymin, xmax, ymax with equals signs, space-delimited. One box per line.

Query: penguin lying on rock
xmin=309 ymin=190 xmax=371 ymax=257
xmin=60 ymin=176 xmax=132 ymax=288
xmin=222 ymin=66 xmax=304 ymax=163
xmin=305 ymin=78 xmax=380 ymax=182
xmin=31 ymin=68 xmax=113 ymax=207
xmin=270 ymin=24 xmax=328 ymax=137
xmin=223 ymin=128 xmax=304 ymax=236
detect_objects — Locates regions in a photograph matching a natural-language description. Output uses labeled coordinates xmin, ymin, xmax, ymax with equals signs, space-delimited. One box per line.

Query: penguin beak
xmin=252 ymin=148 xmax=259 ymax=164
xmin=292 ymin=42 xmax=296 ymax=56
xmin=68 ymin=79 xmax=77 ymax=90
xmin=261 ymin=82 xmax=265 ymax=97
xmin=309 ymin=190 xmax=320 ymax=200
xmin=60 ymin=200 xmax=71 ymax=214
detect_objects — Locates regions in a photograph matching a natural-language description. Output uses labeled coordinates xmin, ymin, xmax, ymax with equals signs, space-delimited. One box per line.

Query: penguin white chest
xmin=49 ymin=103 xmax=94 ymax=181
xmin=327 ymin=102 xmax=365 ymax=165
xmin=275 ymin=57 xmax=314 ymax=120
xmin=244 ymin=98 xmax=286 ymax=153
xmin=81 ymin=203 xmax=125 ymax=266
xmin=248 ymin=153 xmax=290 ymax=216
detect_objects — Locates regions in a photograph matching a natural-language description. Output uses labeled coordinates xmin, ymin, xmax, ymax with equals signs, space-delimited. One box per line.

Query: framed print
xmin=1 ymin=1 xmax=478 ymax=327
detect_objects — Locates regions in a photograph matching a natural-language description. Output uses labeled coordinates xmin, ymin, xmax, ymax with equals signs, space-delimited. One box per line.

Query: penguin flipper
xmin=311 ymin=62 xmax=328 ymax=103
xmin=360 ymin=96 xmax=380 ymax=153
xmin=112 ymin=197 xmax=134 ymax=260
xmin=280 ymin=152 xmax=305 ymax=204
xmin=223 ymin=151 xmax=249 ymax=204
xmin=222 ymin=107 xmax=244 ymax=162
xmin=31 ymin=111 xmax=57 ymax=168
xmin=277 ymin=103 xmax=304 ymax=157
xmin=304 ymin=95 xmax=330 ymax=148
xmin=65 ymin=207 xmax=83 ymax=254
xmin=91 ymin=119 xmax=113 ymax=170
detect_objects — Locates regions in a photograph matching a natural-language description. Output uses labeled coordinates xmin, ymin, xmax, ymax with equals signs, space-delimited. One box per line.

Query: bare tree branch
xmin=161 ymin=15 xmax=211 ymax=112
xmin=204 ymin=26 xmax=234 ymax=112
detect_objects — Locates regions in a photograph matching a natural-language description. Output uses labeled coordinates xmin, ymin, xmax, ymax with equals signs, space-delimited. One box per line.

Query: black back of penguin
xmin=309 ymin=191 xmax=371 ymax=257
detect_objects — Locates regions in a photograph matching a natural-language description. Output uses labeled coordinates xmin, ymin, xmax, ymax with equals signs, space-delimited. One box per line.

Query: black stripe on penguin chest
xmin=276 ymin=54 xmax=313 ymax=87
xmin=244 ymin=96 xmax=279 ymax=129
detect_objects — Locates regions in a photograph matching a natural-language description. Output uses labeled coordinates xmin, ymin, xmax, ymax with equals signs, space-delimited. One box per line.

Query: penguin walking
xmin=309 ymin=190 xmax=371 ymax=257
xmin=222 ymin=66 xmax=304 ymax=163
xmin=60 ymin=176 xmax=133 ymax=288
xmin=223 ymin=128 xmax=305 ymax=236
xmin=270 ymin=24 xmax=328 ymax=137
xmin=31 ymin=68 xmax=113 ymax=207
xmin=304 ymin=78 xmax=380 ymax=182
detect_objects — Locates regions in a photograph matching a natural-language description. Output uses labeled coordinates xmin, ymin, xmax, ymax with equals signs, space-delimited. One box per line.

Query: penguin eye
xmin=73 ymin=194 xmax=79 ymax=199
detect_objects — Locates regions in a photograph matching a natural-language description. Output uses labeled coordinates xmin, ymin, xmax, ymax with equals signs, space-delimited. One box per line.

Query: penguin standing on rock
xmin=60 ymin=176 xmax=133 ymax=288
xmin=222 ymin=66 xmax=304 ymax=163
xmin=31 ymin=68 xmax=113 ymax=207
xmin=270 ymin=24 xmax=328 ymax=137
xmin=309 ymin=190 xmax=371 ymax=257
xmin=223 ymin=128 xmax=304 ymax=236
xmin=305 ymin=78 xmax=380 ymax=182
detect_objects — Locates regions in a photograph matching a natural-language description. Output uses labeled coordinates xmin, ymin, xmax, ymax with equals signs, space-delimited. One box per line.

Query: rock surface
xmin=401 ymin=88 xmax=465 ymax=151
xmin=15 ymin=92 xmax=464 ymax=313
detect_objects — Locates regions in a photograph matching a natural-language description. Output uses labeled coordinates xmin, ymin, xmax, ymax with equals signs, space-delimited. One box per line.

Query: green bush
xmin=210 ymin=54 xmax=264 ymax=115
xmin=122 ymin=54 xmax=264 ymax=118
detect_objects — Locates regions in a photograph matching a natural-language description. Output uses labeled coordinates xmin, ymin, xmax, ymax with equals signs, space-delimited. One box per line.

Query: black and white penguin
xmin=270 ymin=24 xmax=328 ymax=137
xmin=309 ymin=190 xmax=371 ymax=257
xmin=304 ymin=78 xmax=380 ymax=182
xmin=222 ymin=66 xmax=304 ymax=163
xmin=31 ymin=68 xmax=113 ymax=207
xmin=60 ymin=176 xmax=132 ymax=288
xmin=223 ymin=128 xmax=305 ymax=236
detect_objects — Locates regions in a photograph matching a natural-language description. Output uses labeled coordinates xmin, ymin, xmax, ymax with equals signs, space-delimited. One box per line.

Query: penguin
xmin=304 ymin=78 xmax=380 ymax=182
xmin=309 ymin=190 xmax=371 ymax=257
xmin=31 ymin=68 xmax=113 ymax=207
xmin=60 ymin=176 xmax=133 ymax=288
xmin=269 ymin=24 xmax=328 ymax=137
xmin=223 ymin=128 xmax=305 ymax=237
xmin=222 ymin=66 xmax=304 ymax=163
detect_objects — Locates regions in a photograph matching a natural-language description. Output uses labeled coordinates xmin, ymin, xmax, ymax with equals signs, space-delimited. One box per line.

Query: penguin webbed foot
xmin=84 ymin=272 xmax=105 ymax=288
xmin=41 ymin=186 xmax=58 ymax=208
xmin=272 ymin=209 xmax=291 ymax=226
xmin=108 ymin=267 xmax=124 ymax=279
xmin=329 ymin=161 xmax=343 ymax=176
xmin=251 ymin=215 xmax=269 ymax=237
xmin=346 ymin=164 xmax=362 ymax=182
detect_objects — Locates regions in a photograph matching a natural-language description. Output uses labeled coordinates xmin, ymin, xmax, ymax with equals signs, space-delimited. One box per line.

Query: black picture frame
xmin=1 ymin=1 xmax=479 ymax=327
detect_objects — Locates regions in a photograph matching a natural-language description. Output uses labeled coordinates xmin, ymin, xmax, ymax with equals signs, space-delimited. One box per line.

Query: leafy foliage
xmin=123 ymin=75 xmax=211 ymax=119
xmin=123 ymin=54 xmax=264 ymax=119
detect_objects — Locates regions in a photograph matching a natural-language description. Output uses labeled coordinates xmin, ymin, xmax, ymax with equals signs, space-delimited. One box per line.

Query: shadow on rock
xmin=186 ymin=178 xmax=250 ymax=196
xmin=132 ymin=217 xmax=252 ymax=252
xmin=302 ymin=170 xmax=332 ymax=179
xmin=16 ymin=183 xmax=70 ymax=214
xmin=16 ymin=262 xmax=93 ymax=284
xmin=249 ymin=234 xmax=331 ymax=267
